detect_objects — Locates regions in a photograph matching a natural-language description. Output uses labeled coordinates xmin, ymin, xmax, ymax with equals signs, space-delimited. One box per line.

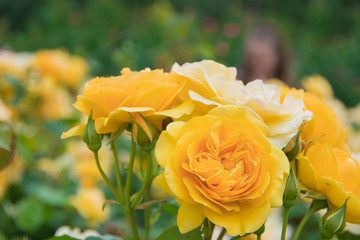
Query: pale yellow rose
xmin=348 ymin=130 xmax=360 ymax=152
xmin=0 ymin=50 xmax=33 ymax=79
xmin=325 ymin=98 xmax=349 ymax=128
xmin=33 ymin=49 xmax=88 ymax=89
xmin=349 ymin=104 xmax=360 ymax=126
xmin=69 ymin=187 xmax=109 ymax=226
xmin=172 ymin=60 xmax=312 ymax=148
xmin=297 ymin=143 xmax=360 ymax=223
xmin=266 ymin=78 xmax=288 ymax=88
xmin=68 ymin=141 xmax=111 ymax=188
xmin=155 ymin=105 xmax=289 ymax=236
xmin=301 ymin=74 xmax=334 ymax=100
xmin=0 ymin=100 xmax=13 ymax=121
xmin=32 ymin=78 xmax=73 ymax=120
xmin=62 ymin=68 xmax=193 ymax=138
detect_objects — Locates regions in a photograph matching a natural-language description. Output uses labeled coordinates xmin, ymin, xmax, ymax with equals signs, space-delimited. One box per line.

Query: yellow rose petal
xmin=177 ymin=202 xmax=205 ymax=233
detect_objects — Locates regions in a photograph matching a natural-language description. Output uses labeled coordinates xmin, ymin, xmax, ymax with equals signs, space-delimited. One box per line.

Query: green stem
xmin=124 ymin=206 xmax=141 ymax=240
xmin=217 ymin=228 xmax=226 ymax=240
xmin=131 ymin=150 xmax=153 ymax=209
xmin=93 ymin=151 xmax=122 ymax=202
xmin=281 ymin=207 xmax=290 ymax=240
xmin=125 ymin=137 xmax=136 ymax=205
xmin=257 ymin=234 xmax=261 ymax=240
xmin=111 ymin=142 xmax=124 ymax=201
xmin=292 ymin=204 xmax=318 ymax=240
xmin=144 ymin=188 xmax=151 ymax=240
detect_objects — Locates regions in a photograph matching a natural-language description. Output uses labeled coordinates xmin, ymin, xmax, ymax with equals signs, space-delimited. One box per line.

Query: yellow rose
xmin=33 ymin=49 xmax=88 ymax=89
xmin=0 ymin=100 xmax=13 ymax=121
xmin=155 ymin=105 xmax=289 ymax=236
xmin=0 ymin=50 xmax=33 ymax=79
xmin=301 ymin=93 xmax=348 ymax=151
xmin=297 ymin=143 xmax=360 ymax=223
xmin=172 ymin=61 xmax=312 ymax=149
xmin=281 ymin=89 xmax=348 ymax=151
xmin=62 ymin=68 xmax=193 ymax=138
xmin=69 ymin=187 xmax=109 ymax=227
xmin=32 ymin=78 xmax=73 ymax=120
xmin=301 ymin=74 xmax=334 ymax=100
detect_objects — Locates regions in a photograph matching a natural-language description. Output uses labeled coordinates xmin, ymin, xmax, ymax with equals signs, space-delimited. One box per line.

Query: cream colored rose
xmin=172 ymin=60 xmax=312 ymax=148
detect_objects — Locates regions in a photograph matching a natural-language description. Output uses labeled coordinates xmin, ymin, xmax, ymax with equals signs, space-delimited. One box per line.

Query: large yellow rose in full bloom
xmin=155 ymin=105 xmax=289 ymax=236
xmin=62 ymin=68 xmax=193 ymax=138
xmin=172 ymin=60 xmax=312 ymax=149
xmin=297 ymin=143 xmax=360 ymax=223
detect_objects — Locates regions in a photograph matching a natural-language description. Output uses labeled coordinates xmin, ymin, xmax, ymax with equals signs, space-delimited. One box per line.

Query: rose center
xmin=219 ymin=136 xmax=251 ymax=171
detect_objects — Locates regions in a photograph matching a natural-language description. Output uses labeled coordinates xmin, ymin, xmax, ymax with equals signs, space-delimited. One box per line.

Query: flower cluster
xmin=0 ymin=49 xmax=88 ymax=121
xmin=63 ymin=59 xmax=360 ymax=239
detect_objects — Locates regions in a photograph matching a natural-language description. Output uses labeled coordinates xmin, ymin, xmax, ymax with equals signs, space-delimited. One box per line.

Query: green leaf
xmin=107 ymin=125 xmax=127 ymax=144
xmin=102 ymin=199 xmax=121 ymax=211
xmin=85 ymin=236 xmax=123 ymax=240
xmin=102 ymin=235 xmax=123 ymax=240
xmin=136 ymin=199 xmax=168 ymax=209
xmin=0 ymin=121 xmax=16 ymax=170
xmin=3 ymin=74 xmax=25 ymax=105
xmin=15 ymin=198 xmax=45 ymax=232
xmin=162 ymin=202 xmax=179 ymax=215
xmin=301 ymin=190 xmax=327 ymax=200
xmin=156 ymin=226 xmax=202 ymax=240
xmin=32 ymin=184 xmax=68 ymax=207
xmin=337 ymin=231 xmax=360 ymax=240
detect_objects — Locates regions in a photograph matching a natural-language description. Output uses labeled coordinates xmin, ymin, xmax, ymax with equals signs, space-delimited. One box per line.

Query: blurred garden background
xmin=2 ymin=0 xmax=360 ymax=105
xmin=1 ymin=0 xmax=360 ymax=239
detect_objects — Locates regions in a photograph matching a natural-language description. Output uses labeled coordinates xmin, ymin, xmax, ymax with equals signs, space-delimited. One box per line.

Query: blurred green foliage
xmin=1 ymin=0 xmax=360 ymax=105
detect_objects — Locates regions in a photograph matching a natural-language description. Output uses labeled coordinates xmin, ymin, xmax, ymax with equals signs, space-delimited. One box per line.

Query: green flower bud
xmin=283 ymin=167 xmax=300 ymax=208
xmin=320 ymin=199 xmax=348 ymax=239
xmin=254 ymin=224 xmax=265 ymax=236
xmin=82 ymin=111 xmax=102 ymax=153
xmin=283 ymin=131 xmax=302 ymax=160
xmin=131 ymin=113 xmax=158 ymax=151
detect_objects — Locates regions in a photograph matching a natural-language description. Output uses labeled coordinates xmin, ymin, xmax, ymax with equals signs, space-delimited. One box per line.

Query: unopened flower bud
xmin=283 ymin=132 xmax=302 ymax=160
xmin=283 ymin=167 xmax=300 ymax=208
xmin=83 ymin=111 xmax=102 ymax=153
xmin=320 ymin=199 xmax=348 ymax=239
xmin=254 ymin=224 xmax=265 ymax=236
xmin=132 ymin=113 xmax=158 ymax=151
